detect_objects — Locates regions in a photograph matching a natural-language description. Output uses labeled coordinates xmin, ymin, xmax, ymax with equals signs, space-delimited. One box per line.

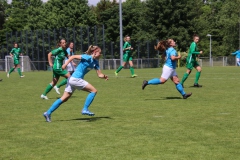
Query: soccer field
xmin=0 ymin=67 xmax=239 ymax=160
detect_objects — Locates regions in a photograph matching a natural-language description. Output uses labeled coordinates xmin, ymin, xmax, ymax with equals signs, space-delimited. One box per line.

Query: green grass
xmin=0 ymin=67 xmax=240 ymax=160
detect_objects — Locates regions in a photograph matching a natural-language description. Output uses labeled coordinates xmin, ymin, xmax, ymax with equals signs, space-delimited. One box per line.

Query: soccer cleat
xmin=193 ymin=83 xmax=202 ymax=87
xmin=0 ymin=79 xmax=2 ymax=81
xmin=20 ymin=75 xmax=25 ymax=78
xmin=43 ymin=112 xmax=51 ymax=122
xmin=41 ymin=94 xmax=49 ymax=100
xmin=114 ymin=71 xmax=118 ymax=76
xmin=131 ymin=74 xmax=138 ymax=78
xmin=81 ymin=110 xmax=95 ymax=116
xmin=7 ymin=73 xmax=9 ymax=78
xmin=183 ymin=93 xmax=192 ymax=99
xmin=142 ymin=80 xmax=148 ymax=90
xmin=54 ymin=86 xmax=60 ymax=94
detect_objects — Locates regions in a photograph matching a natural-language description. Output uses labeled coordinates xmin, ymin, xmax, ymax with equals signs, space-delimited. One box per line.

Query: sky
xmin=7 ymin=0 xmax=106 ymax=6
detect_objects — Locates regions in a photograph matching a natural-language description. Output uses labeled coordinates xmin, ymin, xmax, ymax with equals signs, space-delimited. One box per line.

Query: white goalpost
xmin=5 ymin=56 xmax=37 ymax=72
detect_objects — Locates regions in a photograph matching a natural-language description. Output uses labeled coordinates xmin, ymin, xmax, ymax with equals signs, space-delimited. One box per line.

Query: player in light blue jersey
xmin=231 ymin=48 xmax=240 ymax=66
xmin=142 ymin=39 xmax=192 ymax=99
xmin=54 ymin=42 xmax=76 ymax=94
xmin=43 ymin=45 xmax=108 ymax=122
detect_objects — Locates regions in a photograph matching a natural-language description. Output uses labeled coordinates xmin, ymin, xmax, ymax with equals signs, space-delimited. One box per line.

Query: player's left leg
xmin=82 ymin=83 xmax=97 ymax=116
xmin=193 ymin=64 xmax=202 ymax=87
xmin=129 ymin=59 xmax=137 ymax=78
xmin=43 ymin=91 xmax=72 ymax=122
xmin=142 ymin=65 xmax=169 ymax=90
xmin=172 ymin=75 xmax=192 ymax=99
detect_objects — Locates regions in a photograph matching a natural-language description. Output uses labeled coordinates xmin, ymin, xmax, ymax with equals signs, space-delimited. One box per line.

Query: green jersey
xmin=123 ymin=42 xmax=132 ymax=55
xmin=51 ymin=47 xmax=68 ymax=70
xmin=186 ymin=42 xmax=200 ymax=63
xmin=10 ymin=48 xmax=22 ymax=60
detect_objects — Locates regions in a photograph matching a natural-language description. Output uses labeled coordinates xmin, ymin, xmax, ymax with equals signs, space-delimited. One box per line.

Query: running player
xmin=54 ymin=42 xmax=76 ymax=94
xmin=40 ymin=39 xmax=71 ymax=100
xmin=181 ymin=34 xmax=203 ymax=87
xmin=115 ymin=35 xmax=137 ymax=78
xmin=231 ymin=48 xmax=240 ymax=66
xmin=43 ymin=45 xmax=108 ymax=122
xmin=142 ymin=39 xmax=192 ymax=99
xmin=7 ymin=42 xmax=25 ymax=78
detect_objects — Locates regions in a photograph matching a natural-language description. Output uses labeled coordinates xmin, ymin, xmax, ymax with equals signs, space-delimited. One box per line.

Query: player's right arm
xmin=9 ymin=49 xmax=14 ymax=57
xmin=189 ymin=43 xmax=201 ymax=55
xmin=62 ymin=55 xmax=81 ymax=69
xmin=48 ymin=52 xmax=53 ymax=67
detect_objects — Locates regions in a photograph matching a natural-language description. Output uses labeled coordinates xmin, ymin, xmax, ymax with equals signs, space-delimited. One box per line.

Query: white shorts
xmin=161 ymin=65 xmax=177 ymax=80
xmin=65 ymin=60 xmax=75 ymax=72
xmin=64 ymin=77 xmax=88 ymax=93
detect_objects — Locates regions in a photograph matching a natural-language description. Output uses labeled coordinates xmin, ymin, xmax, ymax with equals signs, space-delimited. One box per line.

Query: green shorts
xmin=53 ymin=69 xmax=68 ymax=79
xmin=14 ymin=60 xmax=19 ymax=65
xmin=123 ymin=54 xmax=133 ymax=62
xmin=186 ymin=60 xmax=200 ymax=70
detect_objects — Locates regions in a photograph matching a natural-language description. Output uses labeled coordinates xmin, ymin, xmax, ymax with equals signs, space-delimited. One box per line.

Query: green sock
xmin=57 ymin=78 xmax=67 ymax=88
xmin=43 ymin=84 xmax=53 ymax=96
xmin=194 ymin=71 xmax=201 ymax=84
xmin=17 ymin=68 xmax=22 ymax=76
xmin=130 ymin=67 xmax=135 ymax=75
xmin=8 ymin=68 xmax=15 ymax=74
xmin=116 ymin=66 xmax=123 ymax=73
xmin=181 ymin=73 xmax=189 ymax=84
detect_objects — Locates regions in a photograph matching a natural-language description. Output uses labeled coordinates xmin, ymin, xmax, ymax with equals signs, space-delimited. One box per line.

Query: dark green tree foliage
xmin=0 ymin=0 xmax=8 ymax=46
xmin=42 ymin=0 xmax=97 ymax=29
xmin=3 ymin=0 xmax=29 ymax=31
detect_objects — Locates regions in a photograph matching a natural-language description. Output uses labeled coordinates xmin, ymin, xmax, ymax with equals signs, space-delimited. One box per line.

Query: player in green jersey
xmin=41 ymin=39 xmax=71 ymax=100
xmin=53 ymin=42 xmax=76 ymax=95
xmin=181 ymin=34 xmax=203 ymax=87
xmin=115 ymin=35 xmax=137 ymax=78
xmin=7 ymin=42 xmax=25 ymax=78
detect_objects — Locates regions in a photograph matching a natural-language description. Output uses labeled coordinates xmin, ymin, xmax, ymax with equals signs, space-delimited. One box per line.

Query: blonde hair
xmin=85 ymin=45 xmax=101 ymax=55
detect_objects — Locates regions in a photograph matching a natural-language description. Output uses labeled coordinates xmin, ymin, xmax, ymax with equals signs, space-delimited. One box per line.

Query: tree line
xmin=0 ymin=0 xmax=239 ymax=58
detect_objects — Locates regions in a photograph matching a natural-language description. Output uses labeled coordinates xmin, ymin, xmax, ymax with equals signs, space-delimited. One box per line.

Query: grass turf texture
xmin=0 ymin=67 xmax=239 ymax=160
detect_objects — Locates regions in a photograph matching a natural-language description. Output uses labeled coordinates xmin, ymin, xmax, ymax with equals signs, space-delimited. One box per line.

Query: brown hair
xmin=193 ymin=34 xmax=199 ymax=39
xmin=124 ymin=35 xmax=130 ymax=42
xmin=154 ymin=39 xmax=173 ymax=52
xmin=57 ymin=38 xmax=66 ymax=47
xmin=85 ymin=45 xmax=101 ymax=55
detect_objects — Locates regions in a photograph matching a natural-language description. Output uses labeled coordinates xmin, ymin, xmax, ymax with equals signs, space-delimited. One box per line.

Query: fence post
xmin=102 ymin=24 xmax=106 ymax=70
xmin=42 ymin=30 xmax=46 ymax=70
xmin=36 ymin=30 xmax=40 ymax=70
xmin=87 ymin=26 xmax=90 ymax=46
xmin=80 ymin=26 xmax=83 ymax=52
xmin=31 ymin=30 xmax=34 ymax=61
xmin=147 ymin=41 xmax=149 ymax=68
xmin=73 ymin=27 xmax=76 ymax=52
xmin=6 ymin=33 xmax=8 ymax=52
xmin=25 ymin=30 xmax=28 ymax=56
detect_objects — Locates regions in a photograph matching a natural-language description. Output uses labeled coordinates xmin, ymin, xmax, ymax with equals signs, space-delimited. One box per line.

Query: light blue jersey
xmin=164 ymin=47 xmax=178 ymax=69
xmin=232 ymin=50 xmax=240 ymax=58
xmin=65 ymin=47 xmax=74 ymax=60
xmin=72 ymin=54 xmax=100 ymax=79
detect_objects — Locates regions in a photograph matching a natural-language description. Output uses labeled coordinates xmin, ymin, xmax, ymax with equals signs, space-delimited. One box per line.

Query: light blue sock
xmin=47 ymin=99 xmax=63 ymax=115
xmin=83 ymin=92 xmax=96 ymax=111
xmin=148 ymin=78 xmax=161 ymax=85
xmin=176 ymin=83 xmax=186 ymax=96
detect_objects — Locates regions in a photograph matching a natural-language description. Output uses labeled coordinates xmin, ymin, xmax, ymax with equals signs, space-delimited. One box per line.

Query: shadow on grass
xmin=58 ymin=116 xmax=112 ymax=122
xmin=145 ymin=97 xmax=182 ymax=100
